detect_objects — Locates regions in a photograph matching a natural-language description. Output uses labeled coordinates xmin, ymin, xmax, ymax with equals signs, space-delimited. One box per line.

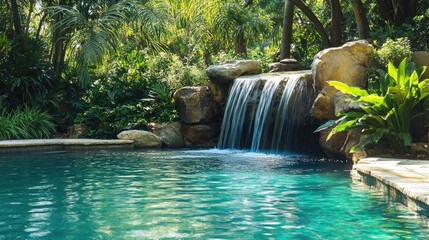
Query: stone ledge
xmin=0 ymin=139 xmax=134 ymax=153
xmin=353 ymin=157 xmax=429 ymax=216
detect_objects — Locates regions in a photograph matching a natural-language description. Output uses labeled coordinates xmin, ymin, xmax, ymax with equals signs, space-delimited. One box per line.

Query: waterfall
xmin=250 ymin=76 xmax=282 ymax=151
xmin=217 ymin=75 xmax=261 ymax=149
xmin=218 ymin=72 xmax=313 ymax=153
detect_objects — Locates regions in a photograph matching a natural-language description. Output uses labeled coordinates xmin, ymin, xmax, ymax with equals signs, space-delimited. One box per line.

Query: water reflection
xmin=0 ymin=149 xmax=427 ymax=239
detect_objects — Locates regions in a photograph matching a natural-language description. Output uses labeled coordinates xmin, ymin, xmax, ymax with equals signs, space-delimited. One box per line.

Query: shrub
xmin=367 ymin=38 xmax=412 ymax=94
xmin=316 ymin=58 xmax=429 ymax=155
xmin=0 ymin=107 xmax=56 ymax=140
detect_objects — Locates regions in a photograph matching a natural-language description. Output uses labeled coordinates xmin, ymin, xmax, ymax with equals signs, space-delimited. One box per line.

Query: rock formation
xmin=311 ymin=40 xmax=374 ymax=161
xmin=269 ymin=59 xmax=305 ymax=73
xmin=147 ymin=122 xmax=185 ymax=148
xmin=117 ymin=130 xmax=162 ymax=148
xmin=173 ymin=60 xmax=263 ymax=147
xmin=311 ymin=40 xmax=374 ymax=120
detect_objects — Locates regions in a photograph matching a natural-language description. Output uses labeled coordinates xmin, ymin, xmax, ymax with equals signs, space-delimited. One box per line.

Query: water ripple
xmin=0 ymin=149 xmax=427 ymax=239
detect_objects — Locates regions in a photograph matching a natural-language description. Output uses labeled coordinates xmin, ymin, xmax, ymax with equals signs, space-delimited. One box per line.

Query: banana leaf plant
xmin=315 ymin=58 xmax=429 ymax=155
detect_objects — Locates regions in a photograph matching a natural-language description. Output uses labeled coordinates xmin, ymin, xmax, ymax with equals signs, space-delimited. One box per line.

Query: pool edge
xmin=353 ymin=157 xmax=429 ymax=217
xmin=0 ymin=139 xmax=134 ymax=153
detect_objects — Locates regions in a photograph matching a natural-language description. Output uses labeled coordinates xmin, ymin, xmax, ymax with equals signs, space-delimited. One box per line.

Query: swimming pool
xmin=0 ymin=149 xmax=427 ymax=239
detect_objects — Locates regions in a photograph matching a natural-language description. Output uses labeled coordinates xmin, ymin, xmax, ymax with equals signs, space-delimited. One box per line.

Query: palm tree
xmin=51 ymin=0 xmax=132 ymax=85
xmin=214 ymin=1 xmax=272 ymax=56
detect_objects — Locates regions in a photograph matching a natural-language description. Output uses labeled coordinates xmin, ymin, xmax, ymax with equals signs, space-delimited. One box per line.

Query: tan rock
xmin=206 ymin=60 xmax=262 ymax=84
xmin=268 ymin=61 xmax=305 ymax=73
xmin=332 ymin=91 xmax=362 ymax=116
xmin=173 ymin=86 xmax=215 ymax=124
xmin=117 ymin=130 xmax=162 ymax=148
xmin=312 ymin=40 xmax=374 ymax=91
xmin=413 ymin=51 xmax=429 ymax=80
xmin=148 ymin=122 xmax=185 ymax=148
xmin=311 ymin=40 xmax=373 ymax=120
xmin=319 ymin=127 xmax=347 ymax=159
xmin=182 ymin=124 xmax=219 ymax=147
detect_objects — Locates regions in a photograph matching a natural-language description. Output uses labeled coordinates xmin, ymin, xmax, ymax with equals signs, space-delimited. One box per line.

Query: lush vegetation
xmin=0 ymin=107 xmax=55 ymax=140
xmin=316 ymin=58 xmax=429 ymax=155
xmin=0 ymin=0 xmax=428 ymax=139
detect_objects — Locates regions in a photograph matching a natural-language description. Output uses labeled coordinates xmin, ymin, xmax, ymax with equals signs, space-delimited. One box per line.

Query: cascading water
xmin=217 ymin=75 xmax=260 ymax=149
xmin=218 ymin=71 xmax=314 ymax=153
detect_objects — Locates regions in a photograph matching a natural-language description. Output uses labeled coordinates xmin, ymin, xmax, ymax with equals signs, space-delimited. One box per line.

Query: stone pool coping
xmin=0 ymin=139 xmax=134 ymax=153
xmin=353 ymin=157 xmax=429 ymax=216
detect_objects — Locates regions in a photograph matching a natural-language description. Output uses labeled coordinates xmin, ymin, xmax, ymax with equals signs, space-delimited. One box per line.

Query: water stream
xmin=218 ymin=72 xmax=313 ymax=153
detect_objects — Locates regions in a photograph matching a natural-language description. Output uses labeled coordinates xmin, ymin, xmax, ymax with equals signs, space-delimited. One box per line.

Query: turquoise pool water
xmin=0 ymin=149 xmax=427 ymax=239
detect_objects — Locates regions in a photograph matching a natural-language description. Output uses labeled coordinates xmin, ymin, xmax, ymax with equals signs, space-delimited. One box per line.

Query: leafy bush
xmin=0 ymin=35 xmax=62 ymax=110
xmin=316 ymin=58 xmax=429 ymax=155
xmin=367 ymin=38 xmax=412 ymax=93
xmin=374 ymin=38 xmax=412 ymax=67
xmin=0 ymin=32 xmax=10 ymax=65
xmin=75 ymin=47 xmax=185 ymax=138
xmin=0 ymin=107 xmax=56 ymax=140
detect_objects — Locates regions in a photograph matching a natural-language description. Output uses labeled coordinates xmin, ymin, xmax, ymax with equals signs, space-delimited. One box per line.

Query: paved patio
xmin=0 ymin=139 xmax=134 ymax=153
xmin=353 ymin=157 xmax=429 ymax=216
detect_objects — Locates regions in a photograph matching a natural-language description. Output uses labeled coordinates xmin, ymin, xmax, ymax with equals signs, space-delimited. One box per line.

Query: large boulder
xmin=117 ymin=130 xmax=162 ymax=148
xmin=147 ymin=122 xmax=185 ymax=148
xmin=332 ymin=91 xmax=362 ymax=116
xmin=173 ymin=86 xmax=216 ymax=124
xmin=319 ymin=127 xmax=348 ymax=159
xmin=413 ymin=51 xmax=429 ymax=80
xmin=206 ymin=60 xmax=262 ymax=84
xmin=311 ymin=40 xmax=374 ymax=120
xmin=182 ymin=124 xmax=219 ymax=147
xmin=319 ymin=127 xmax=363 ymax=162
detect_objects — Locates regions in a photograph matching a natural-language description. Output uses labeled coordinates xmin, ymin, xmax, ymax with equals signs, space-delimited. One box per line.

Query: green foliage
xmin=316 ymin=58 xmax=429 ymax=155
xmin=0 ymin=35 xmax=62 ymax=110
xmin=367 ymin=38 xmax=412 ymax=95
xmin=0 ymin=107 xmax=56 ymax=140
xmin=0 ymin=32 xmax=10 ymax=65
xmin=408 ymin=8 xmax=429 ymax=51
xmin=76 ymin=104 xmax=148 ymax=139
xmin=368 ymin=8 xmax=429 ymax=51
xmin=75 ymin=46 xmax=183 ymax=138
xmin=374 ymin=38 xmax=412 ymax=67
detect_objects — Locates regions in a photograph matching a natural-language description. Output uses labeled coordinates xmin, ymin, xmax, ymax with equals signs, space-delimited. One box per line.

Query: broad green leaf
xmin=327 ymin=119 xmax=357 ymax=140
xmin=415 ymin=66 xmax=427 ymax=80
xmin=314 ymin=119 xmax=336 ymax=133
xmin=399 ymin=132 xmax=412 ymax=146
xmin=387 ymin=62 xmax=398 ymax=84
xmin=397 ymin=58 xmax=408 ymax=88
xmin=358 ymin=94 xmax=384 ymax=105
xmin=350 ymin=129 xmax=386 ymax=153
xmin=328 ymin=81 xmax=368 ymax=97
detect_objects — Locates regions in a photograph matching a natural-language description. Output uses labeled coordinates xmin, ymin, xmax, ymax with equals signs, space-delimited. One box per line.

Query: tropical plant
xmin=316 ymin=58 xmax=429 ymax=155
xmin=367 ymin=38 xmax=412 ymax=95
xmin=50 ymin=0 xmax=132 ymax=85
xmin=214 ymin=1 xmax=272 ymax=56
xmin=0 ymin=107 xmax=56 ymax=140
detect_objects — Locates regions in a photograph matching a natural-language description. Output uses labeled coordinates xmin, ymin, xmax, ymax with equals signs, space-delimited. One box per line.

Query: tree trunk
xmin=376 ymin=0 xmax=417 ymax=26
xmin=329 ymin=0 xmax=342 ymax=47
xmin=36 ymin=13 xmax=47 ymax=41
xmin=51 ymin=11 xmax=66 ymax=72
xmin=10 ymin=0 xmax=22 ymax=36
xmin=235 ymin=40 xmax=247 ymax=57
xmin=290 ymin=0 xmax=331 ymax=48
xmin=280 ymin=0 xmax=294 ymax=59
xmin=25 ymin=0 xmax=36 ymax=35
xmin=350 ymin=0 xmax=369 ymax=39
